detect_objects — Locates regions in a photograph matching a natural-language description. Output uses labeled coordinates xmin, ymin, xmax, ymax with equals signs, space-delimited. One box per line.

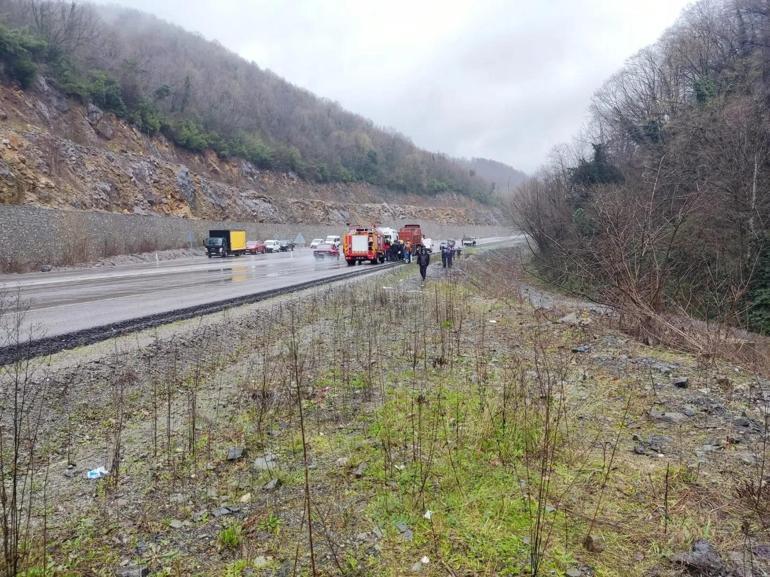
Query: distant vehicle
xmin=264 ymin=240 xmax=281 ymax=253
xmin=398 ymin=224 xmax=424 ymax=248
xmin=246 ymin=240 xmax=266 ymax=254
xmin=313 ymin=243 xmax=339 ymax=258
xmin=309 ymin=238 xmax=324 ymax=249
xmin=279 ymin=240 xmax=295 ymax=252
xmin=376 ymin=227 xmax=398 ymax=244
xmin=342 ymin=226 xmax=385 ymax=266
xmin=325 ymin=235 xmax=341 ymax=247
xmin=205 ymin=229 xmax=247 ymax=258
xmin=462 ymin=236 xmax=477 ymax=246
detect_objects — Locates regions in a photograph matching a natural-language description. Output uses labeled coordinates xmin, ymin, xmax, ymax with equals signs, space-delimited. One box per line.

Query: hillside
xmin=514 ymin=0 xmax=770 ymax=335
xmin=0 ymin=78 xmax=503 ymax=225
xmin=0 ymin=0 xmax=500 ymax=204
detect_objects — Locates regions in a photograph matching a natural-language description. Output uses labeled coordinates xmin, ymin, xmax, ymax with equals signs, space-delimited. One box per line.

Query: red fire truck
xmin=342 ymin=226 xmax=386 ymax=266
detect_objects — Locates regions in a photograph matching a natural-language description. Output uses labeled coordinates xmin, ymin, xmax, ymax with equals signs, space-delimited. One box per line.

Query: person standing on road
xmin=417 ymin=246 xmax=430 ymax=282
xmin=441 ymin=244 xmax=449 ymax=268
xmin=447 ymin=242 xmax=455 ymax=268
xmin=404 ymin=242 xmax=412 ymax=263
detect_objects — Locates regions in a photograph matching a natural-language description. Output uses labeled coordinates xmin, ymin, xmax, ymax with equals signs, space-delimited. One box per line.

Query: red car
xmin=313 ymin=243 xmax=339 ymax=258
xmin=246 ymin=240 xmax=267 ymax=254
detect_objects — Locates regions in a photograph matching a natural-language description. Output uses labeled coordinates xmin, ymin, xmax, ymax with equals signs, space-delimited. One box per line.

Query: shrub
xmin=218 ymin=523 xmax=242 ymax=550
xmin=0 ymin=24 xmax=47 ymax=88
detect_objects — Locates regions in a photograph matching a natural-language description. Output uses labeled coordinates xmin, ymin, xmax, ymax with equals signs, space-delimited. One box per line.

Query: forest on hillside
xmin=0 ymin=0 xmax=496 ymax=200
xmin=514 ymin=0 xmax=770 ymax=336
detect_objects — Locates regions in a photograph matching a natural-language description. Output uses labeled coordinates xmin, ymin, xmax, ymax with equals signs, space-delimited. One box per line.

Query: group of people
xmin=440 ymin=241 xmax=460 ymax=269
xmin=382 ymin=238 xmax=458 ymax=282
xmin=383 ymin=240 xmax=412 ymax=263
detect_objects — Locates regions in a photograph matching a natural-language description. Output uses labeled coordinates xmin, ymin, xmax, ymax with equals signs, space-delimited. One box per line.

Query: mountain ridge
xmin=0 ymin=0 xmax=522 ymax=203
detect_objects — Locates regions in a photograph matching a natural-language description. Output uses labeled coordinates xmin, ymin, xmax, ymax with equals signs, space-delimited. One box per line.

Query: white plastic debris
xmin=421 ymin=556 xmax=430 ymax=564
xmin=423 ymin=510 xmax=433 ymax=520
xmin=86 ymin=466 xmax=109 ymax=480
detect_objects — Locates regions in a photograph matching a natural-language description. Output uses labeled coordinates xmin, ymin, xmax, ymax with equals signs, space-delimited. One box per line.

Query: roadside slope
xmin=0 ymin=80 xmax=504 ymax=225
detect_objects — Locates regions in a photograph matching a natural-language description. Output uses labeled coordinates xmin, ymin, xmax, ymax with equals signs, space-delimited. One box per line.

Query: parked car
xmin=264 ymin=240 xmax=281 ymax=253
xmin=279 ymin=240 xmax=295 ymax=252
xmin=246 ymin=240 xmax=267 ymax=254
xmin=313 ymin=243 xmax=340 ymax=258
xmin=325 ymin=235 xmax=341 ymax=247
xmin=309 ymin=238 xmax=324 ymax=249
xmin=462 ymin=236 xmax=477 ymax=247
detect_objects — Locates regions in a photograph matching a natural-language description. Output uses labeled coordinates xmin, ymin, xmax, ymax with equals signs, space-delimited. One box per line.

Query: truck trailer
xmin=205 ymin=229 xmax=247 ymax=258
xmin=342 ymin=226 xmax=386 ymax=266
xmin=398 ymin=224 xmax=424 ymax=249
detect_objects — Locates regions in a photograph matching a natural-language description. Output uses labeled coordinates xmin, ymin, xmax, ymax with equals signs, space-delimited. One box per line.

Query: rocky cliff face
xmin=0 ymin=78 xmax=504 ymax=225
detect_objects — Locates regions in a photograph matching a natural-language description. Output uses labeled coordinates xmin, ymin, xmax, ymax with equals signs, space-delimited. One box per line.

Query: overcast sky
xmin=101 ymin=0 xmax=692 ymax=172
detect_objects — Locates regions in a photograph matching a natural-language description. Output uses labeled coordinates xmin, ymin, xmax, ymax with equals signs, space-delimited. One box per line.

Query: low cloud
xmin=100 ymin=0 xmax=692 ymax=171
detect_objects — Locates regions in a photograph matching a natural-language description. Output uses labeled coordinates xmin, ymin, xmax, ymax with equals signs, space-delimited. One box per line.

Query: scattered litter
xmin=421 ymin=556 xmax=430 ymax=564
xmin=423 ymin=510 xmax=432 ymax=520
xmin=86 ymin=466 xmax=109 ymax=480
xmin=488 ymin=319 xmax=498 ymax=324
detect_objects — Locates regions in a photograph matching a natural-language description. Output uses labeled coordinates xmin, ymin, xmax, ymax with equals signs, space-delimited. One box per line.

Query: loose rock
xmin=671 ymin=540 xmax=730 ymax=576
xmin=253 ymin=452 xmax=277 ymax=471
xmin=673 ymin=376 xmax=689 ymax=388
xmin=650 ymin=409 xmax=688 ymax=425
xmin=396 ymin=521 xmax=414 ymax=542
xmin=227 ymin=447 xmax=245 ymax=461
xmin=118 ymin=567 xmax=149 ymax=577
xmin=353 ymin=462 xmax=368 ymax=479
xmin=263 ymin=478 xmax=282 ymax=491
xmin=583 ymin=533 xmax=605 ymax=553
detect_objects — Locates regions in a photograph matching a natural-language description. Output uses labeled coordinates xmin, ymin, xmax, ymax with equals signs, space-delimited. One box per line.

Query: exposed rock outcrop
xmin=0 ymin=80 xmax=505 ymax=226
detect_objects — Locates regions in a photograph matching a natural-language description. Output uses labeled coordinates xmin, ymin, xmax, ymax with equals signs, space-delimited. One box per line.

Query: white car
xmin=325 ymin=235 xmax=341 ymax=247
xmin=309 ymin=238 xmax=324 ymax=249
xmin=264 ymin=240 xmax=281 ymax=253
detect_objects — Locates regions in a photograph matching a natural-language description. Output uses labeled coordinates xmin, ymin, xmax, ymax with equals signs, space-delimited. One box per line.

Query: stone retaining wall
xmin=0 ymin=204 xmax=515 ymax=272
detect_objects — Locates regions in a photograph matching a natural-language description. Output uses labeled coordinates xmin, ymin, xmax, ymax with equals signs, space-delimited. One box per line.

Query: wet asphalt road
xmin=0 ymin=237 xmax=516 ymax=339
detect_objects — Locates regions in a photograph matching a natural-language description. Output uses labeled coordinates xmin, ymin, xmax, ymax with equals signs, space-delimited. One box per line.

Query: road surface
xmin=0 ymin=237 xmax=517 ymax=339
